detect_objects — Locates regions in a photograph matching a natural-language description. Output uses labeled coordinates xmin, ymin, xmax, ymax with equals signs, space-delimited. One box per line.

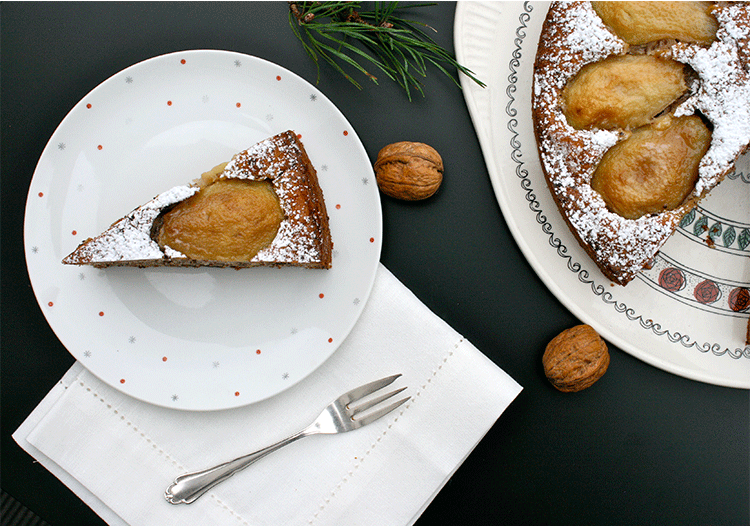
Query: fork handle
xmin=165 ymin=430 xmax=308 ymax=504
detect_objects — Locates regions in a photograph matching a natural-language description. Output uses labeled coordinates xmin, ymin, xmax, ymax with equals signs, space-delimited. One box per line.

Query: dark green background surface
xmin=2 ymin=2 xmax=748 ymax=525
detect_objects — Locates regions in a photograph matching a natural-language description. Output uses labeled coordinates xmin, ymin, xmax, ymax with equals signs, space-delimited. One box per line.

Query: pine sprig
xmin=288 ymin=1 xmax=485 ymax=100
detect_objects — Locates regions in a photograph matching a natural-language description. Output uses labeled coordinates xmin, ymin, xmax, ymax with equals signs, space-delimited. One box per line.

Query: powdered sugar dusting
xmin=62 ymin=185 xmax=196 ymax=264
xmin=221 ymin=133 xmax=328 ymax=265
xmin=716 ymin=3 xmax=750 ymax=45
xmin=532 ymin=1 xmax=750 ymax=284
xmin=670 ymin=4 xmax=750 ymax=195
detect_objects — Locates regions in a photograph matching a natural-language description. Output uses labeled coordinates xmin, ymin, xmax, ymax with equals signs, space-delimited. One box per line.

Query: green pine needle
xmin=288 ymin=1 xmax=485 ymax=101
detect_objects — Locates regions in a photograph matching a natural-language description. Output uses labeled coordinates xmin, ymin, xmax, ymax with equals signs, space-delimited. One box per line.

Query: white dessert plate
xmin=24 ymin=50 xmax=382 ymax=410
xmin=455 ymin=2 xmax=749 ymax=388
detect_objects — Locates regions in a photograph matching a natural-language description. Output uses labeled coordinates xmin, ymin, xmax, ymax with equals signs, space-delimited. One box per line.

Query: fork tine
xmin=353 ymin=395 xmax=410 ymax=426
xmin=349 ymin=386 xmax=408 ymax=416
xmin=341 ymin=374 xmax=401 ymax=404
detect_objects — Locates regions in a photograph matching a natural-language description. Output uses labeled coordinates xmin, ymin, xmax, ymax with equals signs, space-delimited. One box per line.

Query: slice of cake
xmin=532 ymin=1 xmax=750 ymax=285
xmin=63 ymin=130 xmax=332 ymax=269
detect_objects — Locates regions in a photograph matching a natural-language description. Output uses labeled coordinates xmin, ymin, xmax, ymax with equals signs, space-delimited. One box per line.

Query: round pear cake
xmin=532 ymin=1 xmax=750 ymax=285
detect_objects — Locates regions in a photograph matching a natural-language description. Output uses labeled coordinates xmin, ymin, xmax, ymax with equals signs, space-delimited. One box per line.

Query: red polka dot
xmin=343 ymin=130 xmax=349 ymax=136
xmin=72 ymin=230 xmax=77 ymax=236
xmin=180 ymin=59 xmax=186 ymax=64
xmin=38 ymin=192 xmax=44 ymax=198
xmin=97 ymin=145 xmax=103 ymax=150
xmin=328 ymin=338 xmax=333 ymax=343
xmin=162 ymin=356 xmax=168 ymax=362
xmin=48 ymin=301 xmax=54 ymax=307
xmin=335 ymin=204 xmax=341 ymax=209
xmin=86 ymin=103 xmax=92 ymax=109
xmin=276 ymin=75 xmax=281 ymax=81
xmin=167 ymin=100 xmax=173 ymax=106
xmin=256 ymin=349 xmax=261 ymax=355
xmin=120 ymin=379 xmax=126 ymax=384
xmin=319 ymin=293 xmax=325 ymax=299
xmin=99 ymin=311 xmax=104 ymax=317
xmin=235 ymin=391 xmax=240 ymax=396
xmin=236 ymin=102 xmax=241 ymax=108
xmin=369 ymin=237 xmax=375 ymax=243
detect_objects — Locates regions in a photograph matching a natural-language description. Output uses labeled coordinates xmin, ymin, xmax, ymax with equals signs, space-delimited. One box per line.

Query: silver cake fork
xmin=165 ymin=374 xmax=409 ymax=504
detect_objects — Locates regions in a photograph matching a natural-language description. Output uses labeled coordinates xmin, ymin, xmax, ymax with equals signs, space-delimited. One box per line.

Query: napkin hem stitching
xmin=307 ymin=337 xmax=463 ymax=525
xmin=73 ymin=377 xmax=252 ymax=526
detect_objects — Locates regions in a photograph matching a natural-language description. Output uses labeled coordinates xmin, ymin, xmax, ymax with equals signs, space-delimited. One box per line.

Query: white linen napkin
xmin=14 ymin=264 xmax=521 ymax=526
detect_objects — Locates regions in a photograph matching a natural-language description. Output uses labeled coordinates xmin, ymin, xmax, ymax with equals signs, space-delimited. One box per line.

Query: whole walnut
xmin=543 ymin=324 xmax=610 ymax=392
xmin=374 ymin=141 xmax=443 ymax=200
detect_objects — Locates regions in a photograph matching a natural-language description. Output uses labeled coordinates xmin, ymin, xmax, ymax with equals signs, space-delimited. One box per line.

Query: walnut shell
xmin=542 ymin=324 xmax=609 ymax=392
xmin=374 ymin=142 xmax=443 ymax=200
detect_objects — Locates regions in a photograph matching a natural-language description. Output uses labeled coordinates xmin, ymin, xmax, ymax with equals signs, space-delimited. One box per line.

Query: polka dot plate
xmin=24 ymin=50 xmax=382 ymax=410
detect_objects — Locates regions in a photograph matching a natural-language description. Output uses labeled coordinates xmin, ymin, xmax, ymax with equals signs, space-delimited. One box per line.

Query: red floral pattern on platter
xmin=728 ymin=287 xmax=750 ymax=312
xmin=642 ymin=253 xmax=749 ymax=318
xmin=659 ymin=267 xmax=686 ymax=292
xmin=694 ymin=280 xmax=721 ymax=304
